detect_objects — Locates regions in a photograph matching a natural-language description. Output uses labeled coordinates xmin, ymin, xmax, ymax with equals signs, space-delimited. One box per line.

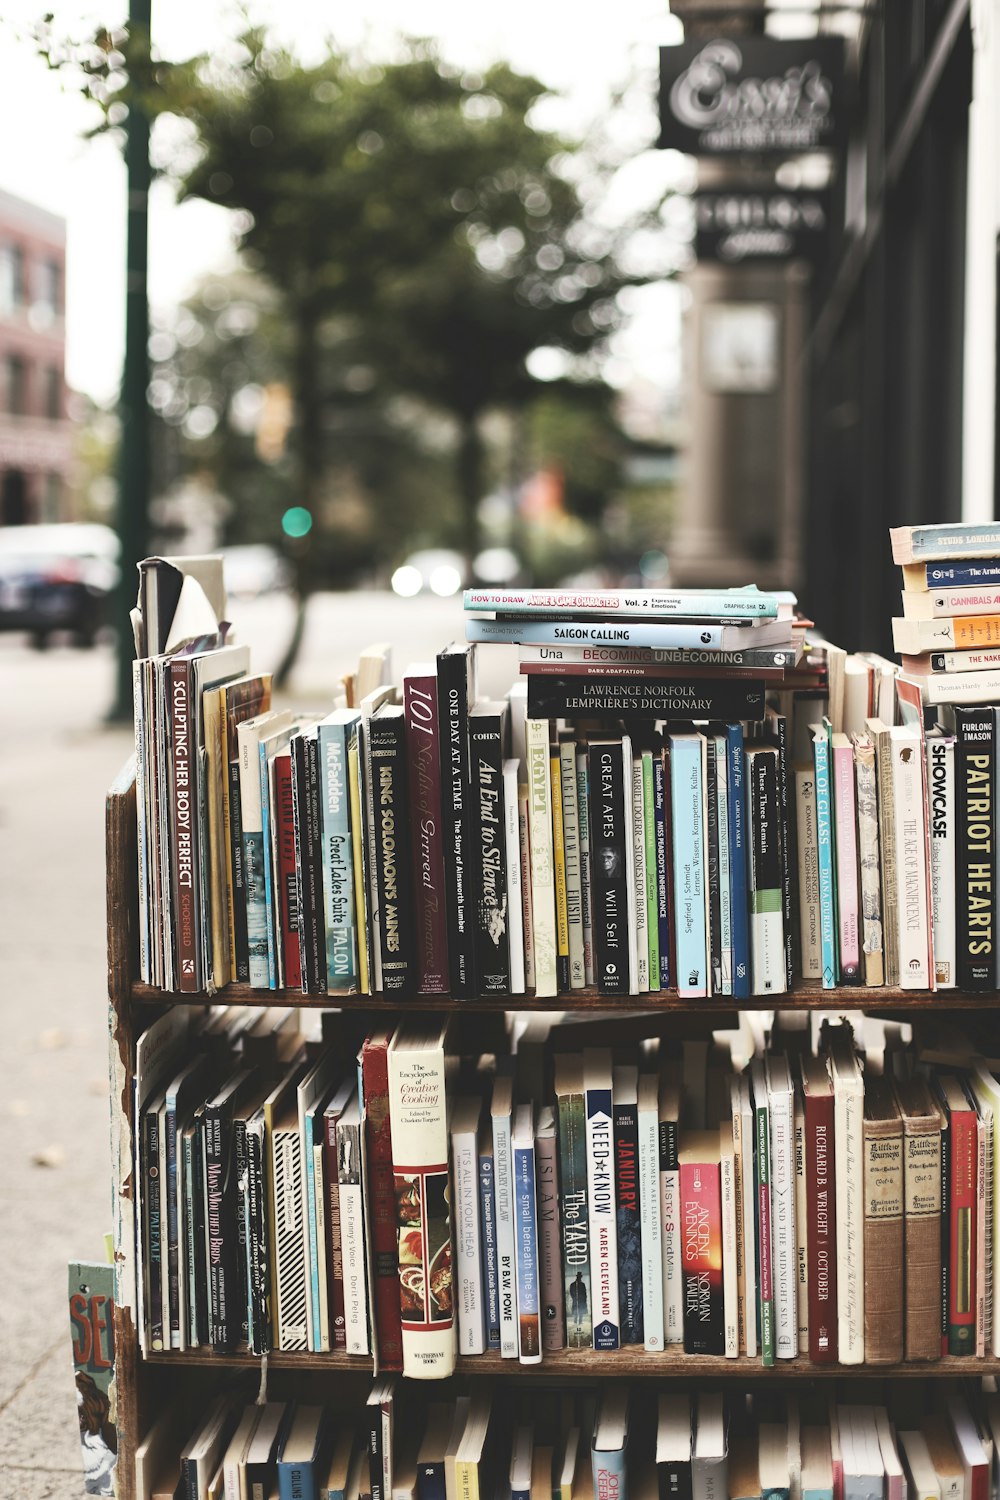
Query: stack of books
xmin=892 ymin=522 xmax=1000 ymax=705
xmin=134 ymin=1377 xmax=1000 ymax=1500
xmin=135 ymin=1000 xmax=1000 ymax=1373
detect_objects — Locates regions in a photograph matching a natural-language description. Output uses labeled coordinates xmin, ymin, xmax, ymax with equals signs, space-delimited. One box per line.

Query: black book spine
xmin=143 ymin=1106 xmax=163 ymax=1350
xmin=290 ymin=734 xmax=311 ymax=993
xmin=190 ymin=1110 xmax=209 ymax=1346
xmin=470 ymin=710 xmax=511 ymax=993
xmin=165 ymin=1105 xmax=181 ymax=1347
xmin=304 ymin=735 xmax=327 ymax=993
xmin=202 ymin=1104 xmax=236 ymax=1351
xmin=228 ymin=758 xmax=250 ymax=983
xmin=368 ymin=1406 xmax=385 ymax=1500
xmin=589 ymin=741 xmax=629 ymax=994
xmin=233 ymin=1118 xmax=250 ymax=1347
xmin=772 ymin=713 xmax=796 ymax=989
xmin=614 ymin=1097 xmax=643 ymax=1344
xmin=658 ymin=1461 xmax=693 ymax=1500
xmin=953 ymin=706 xmax=995 ymax=988
xmin=437 ymin=646 xmax=479 ymax=997
xmin=245 ymin=1124 xmax=270 ymax=1354
xmin=369 ymin=711 xmax=417 ymax=996
xmin=706 ymin=736 xmax=722 ymax=995
xmin=526 ymin=675 xmax=767 ymax=722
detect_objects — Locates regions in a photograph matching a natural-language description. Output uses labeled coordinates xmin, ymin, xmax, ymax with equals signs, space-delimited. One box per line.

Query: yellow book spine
xmin=348 ymin=739 xmax=370 ymax=993
xmin=550 ymin=751 xmax=569 ymax=968
xmin=954 ymin=614 xmax=1000 ymax=648
xmin=456 ymin=1464 xmax=479 ymax=1500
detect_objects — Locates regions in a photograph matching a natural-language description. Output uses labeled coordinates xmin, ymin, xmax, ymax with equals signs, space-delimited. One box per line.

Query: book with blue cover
xmin=811 ymin=722 xmax=839 ymax=988
xmin=512 ymin=1104 xmax=542 ymax=1364
xmin=317 ymin=709 xmax=361 ymax=990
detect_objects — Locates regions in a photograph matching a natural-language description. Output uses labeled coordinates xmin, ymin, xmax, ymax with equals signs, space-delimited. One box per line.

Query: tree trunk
xmin=276 ymin=298 xmax=324 ymax=690
xmin=456 ymin=414 xmax=483 ymax=569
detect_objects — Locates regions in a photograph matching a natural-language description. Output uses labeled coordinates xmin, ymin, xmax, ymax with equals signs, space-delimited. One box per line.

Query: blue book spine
xmin=513 ymin=1140 xmax=541 ymax=1361
xmin=417 ymin=1461 xmax=446 ymax=1500
xmin=812 ymin=730 xmax=838 ymax=988
xmin=479 ymin=1148 xmax=501 ymax=1349
xmin=726 ymin=723 xmax=751 ymax=1000
xmin=318 ymin=719 xmax=359 ymax=989
xmin=921 ymin=560 xmax=1000 ymax=587
xmin=258 ymin=740 xmax=278 ymax=989
xmin=900 ymin=522 xmax=1000 ymax=560
xmin=464 ymin=617 xmax=730 ymax=648
xmin=592 ymin=1448 xmax=629 ymax=1495
xmin=303 ymin=1111 xmax=321 ymax=1352
xmin=669 ymin=735 xmax=708 ymax=997
xmin=652 ymin=753 xmax=670 ymax=988
xmin=278 ymin=1459 xmax=317 ymax=1500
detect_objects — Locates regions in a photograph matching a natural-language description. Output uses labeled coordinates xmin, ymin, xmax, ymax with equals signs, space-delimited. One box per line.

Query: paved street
xmin=0 ymin=590 xmax=507 ymax=1498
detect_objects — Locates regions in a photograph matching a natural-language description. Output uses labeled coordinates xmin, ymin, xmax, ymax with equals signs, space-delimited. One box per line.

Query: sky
xmin=0 ymin=0 xmax=689 ymax=408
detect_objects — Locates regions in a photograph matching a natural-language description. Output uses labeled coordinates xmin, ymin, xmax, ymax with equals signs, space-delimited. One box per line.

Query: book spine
xmin=465 ymin=617 xmax=731 ymax=648
xmin=905 ymin=584 xmax=1000 ymax=617
xmin=614 ymin=1098 xmax=643 ymax=1344
xmin=890 ymin=519 xmax=1000 ymax=562
xmin=909 ymin=559 xmax=1000 ymax=588
xmin=231 ymin=1118 xmax=250 ymax=1349
xmin=755 ymin=1094 xmax=775 ymax=1366
xmin=526 ymin=719 xmax=558 ymax=995
xmin=513 ymin=1136 xmax=542 ymax=1363
xmin=190 ymin=1121 xmax=209 ymax=1348
xmin=181 ymin=1128 xmax=201 ymax=1346
xmin=471 ymin=710 xmax=511 ymax=992
xmin=479 ymin=1146 xmax=501 ymax=1349
xmin=632 ymin=759 xmax=650 ymax=993
xmin=892 ymin=731 xmax=933 ymax=989
xmin=769 ymin=1088 xmax=797 ymax=1358
xmin=290 ymin=736 xmax=311 ymax=993
xmin=670 ymin=737 xmax=709 ymax=997
xmin=525 ymin=675 xmax=767 ymax=720
xmin=369 ymin=714 xmax=417 ymax=996
xmin=347 ymin=734 xmax=371 ymax=993
xmin=902 ymin=1118 xmax=942 ymax=1361
xmin=557 ymin=1087 xmax=592 ymax=1349
xmin=638 ymin=1095 xmax=664 ymax=1352
xmin=323 ymin=1114 xmax=347 ymax=1352
xmin=437 ymin=648 xmax=478 ymax=997
xmin=520 ymin=641 xmax=798 ymax=669
xmin=653 ymin=751 xmax=671 ymax=989
xmin=536 ymin=1131 xmax=565 ymax=1350
xmin=518 ymin=785 xmax=535 ymax=990
xmin=361 ymin=1038 xmax=404 ymax=1371
xmin=259 ymin=741 xmax=280 ymax=989
xmin=720 ymin=1140 xmax=739 ymax=1357
xmin=927 ymin=735 xmax=956 ymax=987
xmin=133 ymin=660 xmax=150 ymax=984
xmin=663 ymin=742 xmax=679 ymax=994
xmin=748 ymin=750 xmax=785 ymax=995
xmin=493 ymin=1104 xmax=518 ymax=1359
xmin=504 ymin=763 xmax=526 ymax=994
xmin=834 ymin=1080 xmax=864 ymax=1364
xmin=726 ymin=725 xmax=750 ymax=999
xmin=832 ymin=740 xmax=861 ymax=982
xmin=274 ymin=754 xmax=302 ymax=991
xmin=246 ymin=1123 xmax=270 ymax=1353
xmin=715 ymin=741 xmax=732 ymax=996
xmin=273 ymin=1126 xmax=309 ymax=1350
xmin=465 ymin=586 xmax=779 ymax=617
xmin=144 ymin=1108 xmax=163 ymax=1351
xmin=589 ymin=740 xmax=630 ymax=994
xmin=403 ymin=676 xmax=449 ymax=993
xmin=453 ymin=1128 xmax=486 ymax=1356
xmin=705 ymin=738 xmax=722 ymax=995
xmin=731 ymin=1109 xmax=747 ymax=1357
xmin=952 ymin=708 xmax=995 ymax=987
xmin=854 ymin=741 xmax=884 ymax=986
xmin=947 ymin=1104 xmax=977 ymax=1354
xmin=338 ymin=1119 xmax=371 ymax=1356
xmin=585 ymin=1081 xmax=620 ymax=1350
xmin=864 ymin=1118 xmax=904 ymax=1363
xmin=660 ymin=1115 xmax=683 ymax=1345
xmin=318 ymin=721 xmax=359 ymax=991
xmin=813 ymin=732 xmax=838 ymax=988
xmin=773 ymin=714 xmax=795 ymax=989
xmin=794 ymin=1094 xmax=809 ymax=1355
xmin=576 ymin=749 xmax=596 ymax=987
xmin=165 ymin=1102 xmax=183 ymax=1348
xmin=227 ymin=757 xmax=250 ymax=983
xmin=873 ymin=726 xmax=899 ymax=985
xmin=561 ymin=742 xmax=586 ymax=988
xmin=202 ymin=1106 xmax=237 ymax=1351
xmin=794 ymin=766 xmax=822 ymax=979
xmin=550 ymin=744 xmax=571 ymax=992
xmin=804 ymin=1090 xmax=837 ymax=1361
xmin=304 ymin=736 xmax=328 ymax=993
xmin=169 ymin=658 xmax=200 ymax=991
xmin=680 ymin=1155 xmax=724 ymax=1355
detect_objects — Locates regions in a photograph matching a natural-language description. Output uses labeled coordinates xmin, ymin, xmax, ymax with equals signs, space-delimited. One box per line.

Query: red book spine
xmin=403 ymin=673 xmax=449 ymax=993
xmin=947 ymin=1102 xmax=977 ymax=1355
xmin=323 ymin=1111 xmax=347 ymax=1351
xmin=679 ymin=1156 xmax=724 ymax=1355
xmin=804 ymin=1090 xmax=838 ymax=1361
xmin=362 ymin=1033 xmax=404 ymax=1370
xmin=169 ymin=658 xmax=198 ymax=991
xmin=274 ymin=754 xmax=302 ymax=991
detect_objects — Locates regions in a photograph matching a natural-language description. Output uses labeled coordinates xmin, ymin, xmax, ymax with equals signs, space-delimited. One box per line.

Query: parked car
xmin=390 ymin=548 xmax=468 ymax=598
xmin=0 ymin=523 xmax=120 ymax=647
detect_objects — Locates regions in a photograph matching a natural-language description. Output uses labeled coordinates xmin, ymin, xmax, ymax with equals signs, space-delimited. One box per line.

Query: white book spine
xmin=769 ymin=1084 xmax=797 ymax=1358
xmin=927 ymin=735 xmax=956 ymax=987
xmin=313 ymin=1139 xmax=330 ymax=1352
xmin=834 ymin=1075 xmax=865 ymax=1363
xmin=621 ymin=737 xmax=639 ymax=993
xmin=638 ymin=1091 xmax=664 ymax=1351
xmin=720 ymin=1137 xmax=739 ymax=1358
xmin=716 ymin=737 xmax=733 ymax=995
xmin=340 ymin=1171 xmax=370 ymax=1356
xmin=560 ymin=743 xmax=586 ymax=988
xmin=503 ymin=762 xmax=526 ymax=994
xmin=794 ymin=766 xmax=822 ymax=979
xmin=586 ymin=1084 xmax=620 ymax=1349
xmin=730 ymin=1105 xmax=746 ymax=1356
xmin=273 ymin=1129 xmax=309 ymax=1351
xmin=977 ymin=1111 xmax=989 ymax=1357
xmin=891 ymin=728 xmax=932 ymax=988
xmin=737 ymin=1097 xmax=757 ymax=1358
xmin=452 ymin=1126 xmax=486 ymax=1355
xmin=659 ymin=1128 xmax=683 ymax=1345
xmin=492 ymin=1105 xmax=518 ymax=1359
xmin=915 ymin=668 xmax=1000 ymax=703
xmin=525 ymin=720 xmax=557 ymax=996
xmin=576 ymin=749 xmax=595 ymax=986
xmin=631 ymin=759 xmax=649 ymax=992
xmin=517 ymin=786 xmax=535 ymax=991
xmin=854 ymin=740 xmax=884 ymax=985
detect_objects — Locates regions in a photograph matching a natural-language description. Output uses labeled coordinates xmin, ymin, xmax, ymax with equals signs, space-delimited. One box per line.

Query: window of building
xmin=4 ymin=354 xmax=27 ymax=415
xmin=0 ymin=243 xmax=25 ymax=315
xmin=45 ymin=365 xmax=61 ymax=420
xmin=35 ymin=258 xmax=62 ymax=320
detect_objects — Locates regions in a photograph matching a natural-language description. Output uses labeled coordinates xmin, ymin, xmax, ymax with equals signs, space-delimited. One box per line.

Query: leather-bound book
xmin=894 ymin=1076 xmax=944 ymax=1361
xmin=863 ymin=1077 xmax=904 ymax=1363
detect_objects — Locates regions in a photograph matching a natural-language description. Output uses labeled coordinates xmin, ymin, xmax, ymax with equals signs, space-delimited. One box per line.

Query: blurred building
xmin=0 ymin=188 xmax=73 ymax=526
xmin=665 ymin=0 xmax=996 ymax=652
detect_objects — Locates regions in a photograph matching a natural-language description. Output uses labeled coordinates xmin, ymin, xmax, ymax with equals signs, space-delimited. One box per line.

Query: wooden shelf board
xmin=140 ymin=1348 xmax=1000 ymax=1379
xmin=130 ymin=980 xmax=1000 ymax=1011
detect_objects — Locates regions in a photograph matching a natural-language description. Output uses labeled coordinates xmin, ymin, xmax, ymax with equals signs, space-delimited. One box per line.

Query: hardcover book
xmin=512 ymin=1103 xmax=542 ymax=1363
xmin=526 ymin=718 xmax=558 ymax=996
xmin=553 ymin=1053 xmax=592 ymax=1350
xmin=669 ymin=731 xmax=710 ymax=998
xmin=862 ymin=1077 xmax=904 ymax=1363
xmin=317 ymin=709 xmax=362 ymax=992
xmin=801 ymin=1053 xmax=837 ymax=1362
xmin=469 ymin=700 xmax=512 ymax=993
xmin=369 ymin=706 xmax=417 ymax=997
xmin=678 ymin=1130 xmax=724 ymax=1356
xmin=584 ymin=1047 xmax=620 ymax=1351
xmin=436 ymin=643 xmax=479 ymax=997
xmin=360 ymin=1029 xmax=404 ymax=1371
xmin=613 ymin=1064 xmax=643 ymax=1345
xmin=402 ymin=665 xmax=449 ymax=994
xmin=895 ymin=1076 xmax=944 ymax=1361
xmin=588 ymin=737 xmax=634 ymax=995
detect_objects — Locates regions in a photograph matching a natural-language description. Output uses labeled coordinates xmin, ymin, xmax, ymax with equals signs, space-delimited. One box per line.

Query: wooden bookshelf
xmin=104 ymin=762 xmax=1000 ymax=1500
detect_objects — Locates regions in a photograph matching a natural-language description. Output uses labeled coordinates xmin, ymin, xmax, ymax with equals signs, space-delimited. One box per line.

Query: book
xmin=519 ymin=640 xmax=800 ymax=670
xmin=669 ymin=731 xmax=710 ymax=998
xmin=725 ymin=724 xmax=750 ymax=1000
xmin=535 ymin=1105 xmax=565 ymax=1352
xmin=705 ymin=738 xmax=721 ymax=996
xmin=731 ymin=1075 xmax=757 ymax=1358
xmin=890 ymin=722 xmax=933 ymax=989
xmin=862 ymin=1076 xmax=904 ymax=1362
xmin=656 ymin=1394 xmax=692 ymax=1500
xmin=244 ymin=1401 xmax=288 ymax=1500
xmin=466 ymin=585 xmax=782 ymax=618
xmin=317 ymin=709 xmax=361 ymax=992
xmin=810 ymin=723 xmax=838 ymax=989
xmin=502 ymin=759 xmax=526 ymax=995
xmin=584 ymin=1047 xmax=620 ymax=1351
xmin=659 ymin=1077 xmax=684 ymax=1349
xmin=322 ymin=1079 xmax=353 ymax=1354
xmin=387 ymin=1020 xmax=456 ymax=1378
xmin=577 ymin=747 xmax=596 ymax=986
xmin=360 ymin=1029 xmax=404 ymax=1371
xmin=945 ymin=1389 xmax=990 ymax=1500
xmin=692 ymin=1392 xmax=727 ymax=1500
xmin=830 ymin=734 xmax=860 ymax=983
xmin=551 ymin=736 xmax=571 ymax=992
xmin=678 ymin=1129 xmax=724 ymax=1355
xmin=942 ymin=704 xmax=995 ymax=988
xmin=901 ymin=582 xmax=1000 ymax=618
xmin=465 ymin=616 xmax=795 ymax=649
xmin=402 ymin=665 xmax=449 ymax=994
xmin=272 ymin=1092 xmax=310 ymax=1352
xmin=526 ymin=718 xmax=558 ymax=996
xmin=827 ymin=1025 xmax=864 ymax=1363
xmin=69 ymin=1261 xmax=117 ymax=1498
xmin=436 ymin=642 xmax=479 ymax=997
xmin=719 ymin=1119 xmax=739 ymax=1359
xmin=637 ymin=1071 xmax=664 ymax=1352
xmin=766 ymin=1054 xmax=797 ymax=1359
xmin=589 ymin=737 xmax=635 ymax=995
xmin=936 ymin=1072 xmax=978 ymax=1356
xmin=971 ymin=1061 xmax=1000 ymax=1355
xmin=746 ymin=744 xmax=785 ymax=995
xmin=793 ymin=764 xmax=822 ymax=981
xmin=512 ymin=1103 xmax=542 ymax=1363
xmin=852 ymin=733 xmax=883 ymax=986
xmin=469 ymin=700 xmax=511 ymax=993
xmin=492 ymin=1073 xmax=518 ymax=1360
xmin=904 ymin=557 xmax=1000 ymax=588
xmin=277 ymin=1405 xmax=327 ymax=1500
xmin=867 ymin=717 xmax=900 ymax=986
xmin=800 ymin=1053 xmax=837 ymax=1362
xmin=925 ymin=729 xmax=956 ymax=988
xmin=368 ymin=706 xmax=417 ymax=997
xmin=554 ymin=1053 xmax=592 ymax=1350
xmin=893 ymin=613 xmax=1000 ymax=653
xmin=898 ymin=1432 xmax=941 ymax=1500
xmin=895 ymin=1075 xmax=944 ymax=1361
xmin=366 ymin=1376 xmax=394 ymax=1500
xmin=613 ymin=1064 xmax=643 ymax=1345
xmin=890 ymin=521 xmax=1000 ymax=562
xmin=525 ymin=675 xmax=768 ymax=721
xmin=592 ymin=1390 xmax=630 ymax=1499
xmin=477 ymin=1129 xmax=501 ymax=1351
xmin=451 ymin=1095 xmax=486 ymax=1357
xmin=750 ymin=1058 xmax=775 ymax=1367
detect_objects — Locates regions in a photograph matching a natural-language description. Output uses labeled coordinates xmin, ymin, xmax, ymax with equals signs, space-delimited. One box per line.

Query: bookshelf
xmin=104 ymin=758 xmax=1000 ymax=1500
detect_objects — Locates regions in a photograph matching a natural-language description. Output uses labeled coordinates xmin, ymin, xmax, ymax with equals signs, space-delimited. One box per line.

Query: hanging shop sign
xmin=694 ymin=188 xmax=831 ymax=262
xmin=659 ymin=37 xmax=847 ymax=155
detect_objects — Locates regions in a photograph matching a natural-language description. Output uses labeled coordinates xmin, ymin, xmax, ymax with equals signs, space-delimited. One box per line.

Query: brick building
xmin=0 ymin=187 xmax=74 ymax=525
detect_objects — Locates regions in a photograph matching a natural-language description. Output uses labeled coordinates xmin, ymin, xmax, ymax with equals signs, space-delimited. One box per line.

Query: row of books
xmin=134 ymin=994 xmax=1000 ymax=1374
xmin=136 ymin=1379 xmax=1000 ymax=1500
